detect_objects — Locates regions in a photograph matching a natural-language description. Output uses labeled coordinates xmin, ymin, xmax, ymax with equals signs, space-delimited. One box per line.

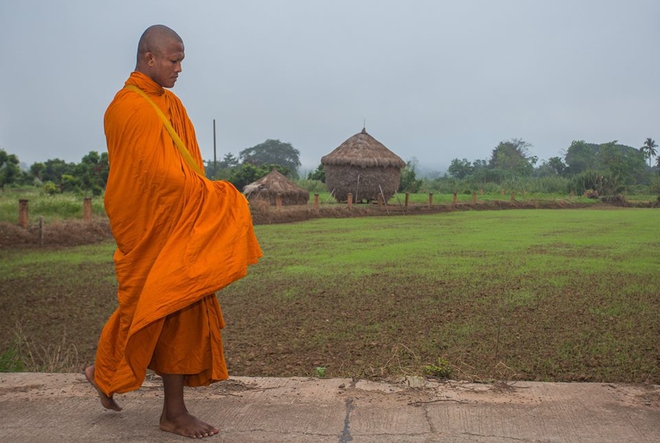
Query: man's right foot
xmin=160 ymin=410 xmax=220 ymax=439
xmin=84 ymin=365 xmax=122 ymax=411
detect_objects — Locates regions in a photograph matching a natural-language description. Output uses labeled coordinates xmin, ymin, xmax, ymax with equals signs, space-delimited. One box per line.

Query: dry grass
xmin=10 ymin=321 xmax=80 ymax=372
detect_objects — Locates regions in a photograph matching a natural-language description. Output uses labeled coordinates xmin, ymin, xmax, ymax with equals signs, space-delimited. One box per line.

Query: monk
xmin=85 ymin=25 xmax=262 ymax=439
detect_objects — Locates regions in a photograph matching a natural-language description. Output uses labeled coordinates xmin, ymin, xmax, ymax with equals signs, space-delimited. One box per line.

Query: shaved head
xmin=135 ymin=25 xmax=185 ymax=88
xmin=137 ymin=25 xmax=183 ymax=60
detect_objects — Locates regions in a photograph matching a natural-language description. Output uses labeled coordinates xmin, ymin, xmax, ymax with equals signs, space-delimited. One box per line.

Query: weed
xmin=9 ymin=322 xmax=80 ymax=372
xmin=0 ymin=346 xmax=24 ymax=372
xmin=423 ymin=358 xmax=453 ymax=379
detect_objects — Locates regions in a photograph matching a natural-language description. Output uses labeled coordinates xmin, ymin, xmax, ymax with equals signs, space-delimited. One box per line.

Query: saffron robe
xmin=95 ymin=71 xmax=262 ymax=396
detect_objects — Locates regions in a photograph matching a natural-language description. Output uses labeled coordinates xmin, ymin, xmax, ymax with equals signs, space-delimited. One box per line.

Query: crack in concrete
xmin=460 ymin=431 xmax=532 ymax=441
xmin=422 ymin=404 xmax=438 ymax=435
xmin=338 ymin=397 xmax=355 ymax=443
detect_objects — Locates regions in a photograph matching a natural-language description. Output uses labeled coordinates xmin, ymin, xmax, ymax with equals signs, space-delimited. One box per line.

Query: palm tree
xmin=641 ymin=138 xmax=658 ymax=167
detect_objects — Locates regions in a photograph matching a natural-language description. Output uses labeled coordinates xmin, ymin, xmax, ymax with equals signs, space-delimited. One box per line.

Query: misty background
xmin=1 ymin=0 xmax=659 ymax=176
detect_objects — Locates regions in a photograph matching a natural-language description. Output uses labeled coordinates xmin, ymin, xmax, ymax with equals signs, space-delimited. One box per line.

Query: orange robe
xmin=95 ymin=71 xmax=262 ymax=396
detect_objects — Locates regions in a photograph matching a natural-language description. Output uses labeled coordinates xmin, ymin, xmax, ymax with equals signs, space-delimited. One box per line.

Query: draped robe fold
xmin=95 ymin=71 xmax=262 ymax=396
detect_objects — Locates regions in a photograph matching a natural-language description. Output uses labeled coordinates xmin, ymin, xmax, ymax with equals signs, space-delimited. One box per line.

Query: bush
xmin=296 ymin=179 xmax=326 ymax=194
xmin=42 ymin=181 xmax=58 ymax=195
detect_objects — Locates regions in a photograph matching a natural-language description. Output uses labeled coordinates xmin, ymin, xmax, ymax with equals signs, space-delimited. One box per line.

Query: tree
xmin=42 ymin=158 xmax=75 ymax=185
xmin=599 ymin=140 xmax=646 ymax=188
xmin=307 ymin=164 xmax=325 ymax=182
xmin=205 ymin=152 xmax=240 ymax=179
xmin=75 ymin=151 xmax=109 ymax=195
xmin=228 ymin=163 xmax=289 ymax=191
xmin=546 ymin=157 xmax=567 ymax=176
xmin=489 ymin=138 xmax=537 ymax=176
xmin=398 ymin=160 xmax=423 ymax=193
xmin=30 ymin=162 xmax=46 ymax=181
xmin=564 ymin=140 xmax=600 ymax=175
xmin=239 ymin=139 xmax=301 ymax=178
xmin=447 ymin=158 xmax=474 ymax=179
xmin=640 ymin=138 xmax=658 ymax=168
xmin=0 ymin=149 xmax=22 ymax=188
xmin=220 ymin=152 xmax=239 ymax=169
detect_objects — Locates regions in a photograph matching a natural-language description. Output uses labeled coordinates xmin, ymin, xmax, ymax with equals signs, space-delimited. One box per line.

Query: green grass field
xmin=0 ymin=189 xmax=106 ymax=223
xmin=1 ymin=208 xmax=658 ymax=383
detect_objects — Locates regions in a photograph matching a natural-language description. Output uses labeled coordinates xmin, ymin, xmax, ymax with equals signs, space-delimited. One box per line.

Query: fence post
xmin=347 ymin=193 xmax=353 ymax=209
xmin=314 ymin=193 xmax=319 ymax=211
xmin=404 ymin=192 xmax=410 ymax=207
xmin=510 ymin=192 xmax=516 ymax=201
xmin=39 ymin=216 xmax=44 ymax=245
xmin=472 ymin=192 xmax=477 ymax=203
xmin=83 ymin=197 xmax=92 ymax=222
xmin=18 ymin=199 xmax=29 ymax=228
xmin=570 ymin=189 xmax=575 ymax=198
xmin=500 ymin=189 xmax=505 ymax=196
xmin=377 ymin=193 xmax=383 ymax=209
xmin=428 ymin=193 xmax=433 ymax=208
xmin=276 ymin=193 xmax=282 ymax=209
xmin=452 ymin=192 xmax=457 ymax=206
xmin=522 ymin=188 xmax=525 ymax=197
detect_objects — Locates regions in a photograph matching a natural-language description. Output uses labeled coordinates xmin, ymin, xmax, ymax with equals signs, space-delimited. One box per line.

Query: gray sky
xmin=1 ymin=0 xmax=659 ymax=174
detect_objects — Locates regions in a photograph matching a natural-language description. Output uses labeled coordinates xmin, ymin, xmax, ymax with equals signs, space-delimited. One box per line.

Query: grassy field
xmin=1 ymin=208 xmax=658 ymax=383
xmin=0 ymin=189 xmax=106 ymax=223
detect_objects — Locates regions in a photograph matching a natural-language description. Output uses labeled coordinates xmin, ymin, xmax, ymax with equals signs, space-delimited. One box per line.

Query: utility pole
xmin=213 ymin=119 xmax=217 ymax=178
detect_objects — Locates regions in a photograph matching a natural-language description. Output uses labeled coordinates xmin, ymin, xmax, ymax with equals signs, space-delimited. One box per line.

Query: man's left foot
xmin=84 ymin=365 xmax=122 ymax=411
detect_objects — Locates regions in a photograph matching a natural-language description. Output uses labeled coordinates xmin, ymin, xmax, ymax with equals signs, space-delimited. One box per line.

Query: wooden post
xmin=404 ymin=192 xmax=410 ymax=207
xmin=347 ymin=193 xmax=353 ymax=209
xmin=314 ymin=193 xmax=319 ymax=211
xmin=276 ymin=193 xmax=282 ymax=209
xmin=510 ymin=192 xmax=516 ymax=201
xmin=500 ymin=189 xmax=505 ymax=196
xmin=452 ymin=192 xmax=457 ymax=206
xmin=480 ymin=188 xmax=483 ymax=195
xmin=83 ymin=197 xmax=92 ymax=222
xmin=18 ymin=199 xmax=29 ymax=228
xmin=472 ymin=192 xmax=477 ymax=203
xmin=522 ymin=188 xmax=526 ymax=197
xmin=428 ymin=193 xmax=433 ymax=207
xmin=377 ymin=193 xmax=383 ymax=209
xmin=570 ymin=189 xmax=575 ymax=198
xmin=39 ymin=216 xmax=44 ymax=245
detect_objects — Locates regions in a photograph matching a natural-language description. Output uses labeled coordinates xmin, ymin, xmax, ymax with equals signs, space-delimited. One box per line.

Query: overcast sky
xmin=1 ymin=0 xmax=659 ymax=174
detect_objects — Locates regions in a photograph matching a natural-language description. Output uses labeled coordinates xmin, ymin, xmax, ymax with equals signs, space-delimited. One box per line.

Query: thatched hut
xmin=321 ymin=128 xmax=405 ymax=203
xmin=243 ymin=168 xmax=309 ymax=206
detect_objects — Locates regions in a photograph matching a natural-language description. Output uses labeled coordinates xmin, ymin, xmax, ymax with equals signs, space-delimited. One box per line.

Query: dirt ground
xmin=2 ymin=200 xmax=658 ymax=383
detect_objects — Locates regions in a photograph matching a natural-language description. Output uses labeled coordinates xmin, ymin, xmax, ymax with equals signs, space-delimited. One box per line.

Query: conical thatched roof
xmin=321 ymin=128 xmax=405 ymax=169
xmin=243 ymin=168 xmax=309 ymax=206
xmin=321 ymin=128 xmax=405 ymax=203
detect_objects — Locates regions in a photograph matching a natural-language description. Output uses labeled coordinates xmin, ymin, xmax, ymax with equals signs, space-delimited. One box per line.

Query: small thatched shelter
xmin=321 ymin=128 xmax=405 ymax=203
xmin=243 ymin=168 xmax=309 ymax=206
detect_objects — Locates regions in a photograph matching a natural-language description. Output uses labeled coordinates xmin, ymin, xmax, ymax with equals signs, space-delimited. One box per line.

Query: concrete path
xmin=1 ymin=373 xmax=659 ymax=442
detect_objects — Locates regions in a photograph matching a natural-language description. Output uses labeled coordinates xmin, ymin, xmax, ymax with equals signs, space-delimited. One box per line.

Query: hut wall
xmin=324 ymin=165 xmax=401 ymax=202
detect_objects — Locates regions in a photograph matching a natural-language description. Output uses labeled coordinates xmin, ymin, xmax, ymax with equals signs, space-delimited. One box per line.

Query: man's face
xmin=146 ymin=39 xmax=185 ymax=88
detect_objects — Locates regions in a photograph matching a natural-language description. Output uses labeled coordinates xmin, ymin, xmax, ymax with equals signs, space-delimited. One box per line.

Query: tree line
xmin=440 ymin=138 xmax=658 ymax=196
xmin=1 ymin=137 xmax=658 ymax=197
xmin=0 ymin=139 xmax=301 ymax=195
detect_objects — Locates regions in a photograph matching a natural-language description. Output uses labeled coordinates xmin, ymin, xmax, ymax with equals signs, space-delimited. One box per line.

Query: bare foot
xmin=84 ymin=365 xmax=122 ymax=411
xmin=160 ymin=411 xmax=220 ymax=439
